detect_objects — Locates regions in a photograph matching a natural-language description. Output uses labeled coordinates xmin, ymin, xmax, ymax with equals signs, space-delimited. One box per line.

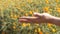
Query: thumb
xmin=33 ymin=12 xmax=42 ymax=17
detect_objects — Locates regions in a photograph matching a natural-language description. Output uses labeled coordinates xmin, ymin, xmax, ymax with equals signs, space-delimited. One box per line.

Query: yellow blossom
xmin=35 ymin=29 xmax=38 ymax=32
xmin=25 ymin=13 xmax=28 ymax=16
xmin=27 ymin=23 xmax=31 ymax=26
xmin=38 ymin=28 xmax=41 ymax=32
xmin=29 ymin=11 xmax=33 ymax=14
xmin=47 ymin=23 xmax=52 ymax=27
xmin=56 ymin=0 xmax=59 ymax=2
xmin=27 ymin=0 xmax=32 ymax=3
xmin=56 ymin=7 xmax=60 ymax=12
xmin=14 ymin=15 xmax=18 ymax=19
xmin=47 ymin=11 xmax=51 ymax=14
xmin=52 ymin=29 xmax=56 ymax=32
xmin=43 ymin=7 xmax=49 ymax=12
xmin=10 ymin=14 xmax=14 ymax=18
xmin=35 ymin=24 xmax=39 ymax=26
xmin=22 ymin=23 xmax=27 ymax=27
xmin=45 ymin=0 xmax=49 ymax=4
xmin=13 ymin=26 xmax=16 ymax=29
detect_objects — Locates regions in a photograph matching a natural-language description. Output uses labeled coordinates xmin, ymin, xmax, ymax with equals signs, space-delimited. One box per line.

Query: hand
xmin=19 ymin=13 xmax=53 ymax=23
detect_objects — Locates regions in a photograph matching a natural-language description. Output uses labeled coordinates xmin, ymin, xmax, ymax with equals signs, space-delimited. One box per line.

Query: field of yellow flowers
xmin=0 ymin=0 xmax=60 ymax=34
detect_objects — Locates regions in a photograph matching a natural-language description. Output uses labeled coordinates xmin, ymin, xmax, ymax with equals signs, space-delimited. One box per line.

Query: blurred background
xmin=0 ymin=0 xmax=60 ymax=34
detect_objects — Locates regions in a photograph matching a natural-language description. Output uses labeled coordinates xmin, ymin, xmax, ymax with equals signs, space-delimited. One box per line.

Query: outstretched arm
xmin=19 ymin=13 xmax=60 ymax=26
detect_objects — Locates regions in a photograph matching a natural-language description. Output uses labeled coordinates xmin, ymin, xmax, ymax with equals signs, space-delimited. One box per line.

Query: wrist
xmin=46 ymin=16 xmax=59 ymax=24
xmin=46 ymin=16 xmax=55 ymax=24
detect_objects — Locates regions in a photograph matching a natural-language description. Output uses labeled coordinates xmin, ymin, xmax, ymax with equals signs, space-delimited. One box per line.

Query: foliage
xmin=0 ymin=0 xmax=60 ymax=34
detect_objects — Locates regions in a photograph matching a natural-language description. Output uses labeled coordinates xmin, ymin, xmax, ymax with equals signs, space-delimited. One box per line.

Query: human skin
xmin=19 ymin=13 xmax=60 ymax=26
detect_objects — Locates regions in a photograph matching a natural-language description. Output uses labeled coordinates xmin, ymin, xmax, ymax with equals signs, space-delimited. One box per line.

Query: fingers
xmin=19 ymin=16 xmax=38 ymax=23
xmin=19 ymin=19 xmax=31 ymax=23
xmin=19 ymin=16 xmax=38 ymax=19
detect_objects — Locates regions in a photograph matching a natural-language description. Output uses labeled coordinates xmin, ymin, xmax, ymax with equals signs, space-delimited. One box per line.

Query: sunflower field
xmin=0 ymin=0 xmax=60 ymax=34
